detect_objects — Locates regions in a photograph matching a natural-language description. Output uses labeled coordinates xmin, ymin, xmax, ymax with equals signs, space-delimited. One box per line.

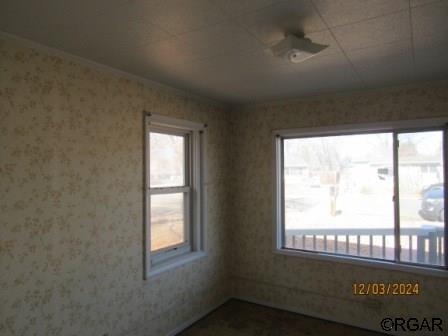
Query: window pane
xmin=150 ymin=132 xmax=185 ymax=188
xmin=398 ymin=131 xmax=445 ymax=266
xmin=283 ymin=133 xmax=395 ymax=260
xmin=150 ymin=193 xmax=185 ymax=251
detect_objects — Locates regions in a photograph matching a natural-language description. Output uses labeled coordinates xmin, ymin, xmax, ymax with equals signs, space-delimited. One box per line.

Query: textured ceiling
xmin=1 ymin=0 xmax=447 ymax=104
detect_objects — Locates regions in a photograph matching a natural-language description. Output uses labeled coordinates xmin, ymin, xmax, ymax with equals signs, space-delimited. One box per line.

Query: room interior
xmin=1 ymin=1 xmax=448 ymax=335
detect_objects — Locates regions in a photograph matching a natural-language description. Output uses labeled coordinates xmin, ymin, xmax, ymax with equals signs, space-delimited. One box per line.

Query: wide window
xmin=274 ymin=120 xmax=447 ymax=272
xmin=145 ymin=113 xmax=205 ymax=277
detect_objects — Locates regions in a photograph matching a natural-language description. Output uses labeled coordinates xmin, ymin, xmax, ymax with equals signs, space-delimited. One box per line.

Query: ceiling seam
xmin=134 ymin=2 xmax=278 ymax=77
xmin=215 ymin=0 xmax=341 ymax=77
xmin=408 ymin=0 xmax=417 ymax=78
xmin=322 ymin=8 xmax=412 ymax=31
xmin=222 ymin=17 xmax=301 ymax=77
xmin=137 ymin=0 xmax=231 ymax=39
xmin=222 ymin=0 xmax=330 ymax=52
xmin=147 ymin=21 xmax=177 ymax=41
xmin=412 ymin=0 xmax=443 ymax=8
xmin=4 ymin=1 xmax=444 ymax=105
xmin=169 ymin=17 xmax=230 ymax=39
xmin=176 ymin=3 xmax=316 ymax=103
xmin=97 ymin=0 xmax=177 ymax=45
xmin=212 ymin=1 xmax=327 ymax=52
xmin=222 ymin=0 xmax=290 ymax=20
xmin=212 ymin=1 xmax=270 ymax=49
xmin=310 ymin=0 xmax=366 ymax=88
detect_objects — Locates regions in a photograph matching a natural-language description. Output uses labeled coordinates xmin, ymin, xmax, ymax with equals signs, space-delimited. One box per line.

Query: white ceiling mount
xmin=270 ymin=35 xmax=328 ymax=64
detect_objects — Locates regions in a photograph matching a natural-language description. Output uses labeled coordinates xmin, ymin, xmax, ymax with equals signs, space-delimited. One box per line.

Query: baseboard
xmin=164 ymin=295 xmax=388 ymax=336
xmin=232 ymin=295 xmax=389 ymax=335
xmin=165 ymin=296 xmax=231 ymax=336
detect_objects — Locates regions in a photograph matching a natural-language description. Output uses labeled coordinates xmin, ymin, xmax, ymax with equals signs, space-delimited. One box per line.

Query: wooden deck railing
xmin=285 ymin=225 xmax=445 ymax=265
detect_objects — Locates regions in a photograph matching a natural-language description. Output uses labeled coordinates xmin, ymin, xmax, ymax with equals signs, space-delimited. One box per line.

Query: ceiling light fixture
xmin=270 ymin=34 xmax=328 ymax=64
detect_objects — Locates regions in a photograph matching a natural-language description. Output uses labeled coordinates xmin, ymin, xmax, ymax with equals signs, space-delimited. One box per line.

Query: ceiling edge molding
xmin=235 ymin=79 xmax=448 ymax=110
xmin=0 ymin=30 xmax=230 ymax=110
xmin=2 ymin=31 xmax=447 ymax=111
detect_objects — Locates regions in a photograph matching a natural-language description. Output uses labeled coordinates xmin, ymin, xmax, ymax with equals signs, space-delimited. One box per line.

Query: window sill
xmin=146 ymin=251 xmax=206 ymax=278
xmin=273 ymin=248 xmax=448 ymax=278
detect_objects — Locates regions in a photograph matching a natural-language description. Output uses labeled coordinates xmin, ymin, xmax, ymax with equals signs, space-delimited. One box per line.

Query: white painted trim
xmin=145 ymin=113 xmax=206 ymax=278
xmin=165 ymin=297 xmax=231 ymax=336
xmin=272 ymin=118 xmax=448 ymax=277
xmin=147 ymin=112 xmax=206 ymax=131
xmin=272 ymin=134 xmax=283 ymax=253
xmin=232 ymin=296 xmax=388 ymax=335
xmin=273 ymin=249 xmax=448 ymax=278
xmin=147 ymin=251 xmax=207 ymax=278
xmin=149 ymin=186 xmax=190 ymax=195
xmin=273 ymin=117 xmax=448 ymax=138
xmin=0 ymin=31 xmax=226 ymax=108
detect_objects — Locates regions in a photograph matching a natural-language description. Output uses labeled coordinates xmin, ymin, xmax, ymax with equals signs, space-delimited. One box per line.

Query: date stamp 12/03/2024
xmin=352 ymin=283 xmax=443 ymax=333
xmin=352 ymin=282 xmax=419 ymax=296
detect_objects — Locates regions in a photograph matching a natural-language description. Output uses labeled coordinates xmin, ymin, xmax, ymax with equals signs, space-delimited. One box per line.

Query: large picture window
xmin=274 ymin=120 xmax=447 ymax=272
xmin=145 ymin=113 xmax=205 ymax=277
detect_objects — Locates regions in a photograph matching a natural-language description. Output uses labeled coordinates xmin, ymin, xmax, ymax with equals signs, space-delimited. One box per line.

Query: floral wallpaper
xmin=0 ymin=37 xmax=230 ymax=336
xmin=229 ymin=83 xmax=448 ymax=333
xmin=2 ymin=33 xmax=448 ymax=336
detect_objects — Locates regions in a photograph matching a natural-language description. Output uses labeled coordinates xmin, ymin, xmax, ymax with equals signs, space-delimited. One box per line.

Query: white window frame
xmin=145 ymin=112 xmax=206 ymax=278
xmin=273 ymin=118 xmax=448 ymax=277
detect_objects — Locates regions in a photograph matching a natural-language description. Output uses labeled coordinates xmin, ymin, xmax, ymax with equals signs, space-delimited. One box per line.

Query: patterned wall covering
xmin=0 ymin=37 xmax=231 ymax=336
xmin=2 ymin=34 xmax=448 ymax=336
xmin=229 ymin=83 xmax=448 ymax=333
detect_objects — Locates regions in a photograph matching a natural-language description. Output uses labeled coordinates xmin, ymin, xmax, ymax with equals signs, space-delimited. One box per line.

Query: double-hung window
xmin=145 ymin=113 xmax=205 ymax=277
xmin=274 ymin=119 xmax=448 ymax=273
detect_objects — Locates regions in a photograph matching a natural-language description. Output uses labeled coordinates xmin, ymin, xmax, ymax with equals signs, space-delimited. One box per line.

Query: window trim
xmin=144 ymin=112 xmax=206 ymax=278
xmin=273 ymin=118 xmax=448 ymax=277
